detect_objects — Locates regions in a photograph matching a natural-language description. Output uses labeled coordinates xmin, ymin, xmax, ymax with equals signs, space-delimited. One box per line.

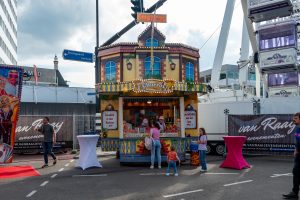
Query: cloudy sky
xmin=17 ymin=0 xmax=245 ymax=88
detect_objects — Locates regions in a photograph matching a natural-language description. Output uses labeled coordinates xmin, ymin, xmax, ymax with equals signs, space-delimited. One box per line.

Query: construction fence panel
xmin=14 ymin=115 xmax=95 ymax=153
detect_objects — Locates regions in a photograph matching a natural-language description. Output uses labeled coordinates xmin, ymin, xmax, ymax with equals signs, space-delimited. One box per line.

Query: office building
xmin=0 ymin=0 xmax=17 ymax=65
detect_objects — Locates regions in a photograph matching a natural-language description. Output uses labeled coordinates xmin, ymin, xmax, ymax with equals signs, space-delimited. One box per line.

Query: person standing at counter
xmin=157 ymin=116 xmax=166 ymax=132
xmin=198 ymin=128 xmax=208 ymax=172
xmin=150 ymin=122 xmax=161 ymax=169
xmin=141 ymin=115 xmax=149 ymax=128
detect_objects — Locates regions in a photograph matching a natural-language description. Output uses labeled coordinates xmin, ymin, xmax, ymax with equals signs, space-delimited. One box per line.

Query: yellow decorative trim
xmin=96 ymin=79 xmax=207 ymax=93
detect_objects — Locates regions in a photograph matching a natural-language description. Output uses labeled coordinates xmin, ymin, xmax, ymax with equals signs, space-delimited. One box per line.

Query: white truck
xmin=198 ymin=90 xmax=255 ymax=155
xmin=198 ymin=93 xmax=300 ymax=155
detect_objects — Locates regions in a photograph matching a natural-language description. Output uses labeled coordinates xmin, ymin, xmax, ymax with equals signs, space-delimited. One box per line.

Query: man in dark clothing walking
xmin=35 ymin=117 xmax=57 ymax=168
xmin=283 ymin=112 xmax=300 ymax=199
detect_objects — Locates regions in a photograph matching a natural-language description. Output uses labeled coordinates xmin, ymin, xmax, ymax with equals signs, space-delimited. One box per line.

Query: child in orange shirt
xmin=166 ymin=146 xmax=180 ymax=176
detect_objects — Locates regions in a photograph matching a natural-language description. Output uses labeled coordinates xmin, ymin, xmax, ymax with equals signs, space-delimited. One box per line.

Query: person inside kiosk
xmin=123 ymin=98 xmax=180 ymax=137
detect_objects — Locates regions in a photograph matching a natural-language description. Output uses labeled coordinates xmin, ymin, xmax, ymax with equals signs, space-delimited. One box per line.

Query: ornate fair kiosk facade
xmin=97 ymin=26 xmax=206 ymax=163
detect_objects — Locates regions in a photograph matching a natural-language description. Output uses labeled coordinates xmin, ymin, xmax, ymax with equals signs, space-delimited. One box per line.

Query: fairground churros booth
xmin=97 ymin=26 xmax=206 ymax=163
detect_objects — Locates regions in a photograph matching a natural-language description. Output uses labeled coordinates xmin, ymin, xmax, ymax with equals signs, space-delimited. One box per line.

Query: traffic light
xmin=131 ymin=0 xmax=144 ymax=19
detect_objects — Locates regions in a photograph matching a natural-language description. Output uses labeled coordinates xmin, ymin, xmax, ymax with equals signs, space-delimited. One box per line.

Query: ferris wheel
xmin=210 ymin=0 xmax=300 ymax=98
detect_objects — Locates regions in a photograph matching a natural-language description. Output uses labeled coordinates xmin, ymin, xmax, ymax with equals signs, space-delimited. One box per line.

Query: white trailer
xmin=198 ymin=99 xmax=254 ymax=155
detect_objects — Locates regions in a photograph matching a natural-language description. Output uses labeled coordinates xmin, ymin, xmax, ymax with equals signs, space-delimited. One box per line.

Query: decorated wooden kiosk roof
xmin=97 ymin=26 xmax=204 ymax=94
xmin=98 ymin=26 xmax=199 ymax=58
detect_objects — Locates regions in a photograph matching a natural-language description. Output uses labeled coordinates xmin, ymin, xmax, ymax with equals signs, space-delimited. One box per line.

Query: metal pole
xmin=72 ymin=114 xmax=76 ymax=150
xmin=180 ymin=97 xmax=185 ymax=138
xmin=96 ymin=0 xmax=99 ymax=48
xmin=95 ymin=0 xmax=101 ymax=116
xmin=101 ymin=0 xmax=167 ymax=47
xmin=210 ymin=0 xmax=236 ymax=89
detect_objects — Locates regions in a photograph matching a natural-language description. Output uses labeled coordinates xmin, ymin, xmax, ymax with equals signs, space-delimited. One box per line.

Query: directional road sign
xmin=137 ymin=13 xmax=167 ymax=23
xmin=62 ymin=49 xmax=94 ymax=63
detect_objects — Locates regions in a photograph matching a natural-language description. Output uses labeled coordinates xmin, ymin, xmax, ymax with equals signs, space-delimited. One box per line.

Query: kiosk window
xmin=186 ymin=62 xmax=194 ymax=82
xmin=145 ymin=38 xmax=159 ymax=47
xmin=144 ymin=57 xmax=161 ymax=79
xmin=105 ymin=61 xmax=116 ymax=82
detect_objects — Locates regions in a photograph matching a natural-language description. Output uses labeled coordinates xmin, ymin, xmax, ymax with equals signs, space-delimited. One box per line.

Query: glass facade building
xmin=0 ymin=0 xmax=17 ymax=65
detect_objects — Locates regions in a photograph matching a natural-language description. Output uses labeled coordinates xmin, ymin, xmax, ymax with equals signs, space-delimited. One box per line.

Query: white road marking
xmin=26 ymin=190 xmax=37 ymax=198
xmin=65 ymin=163 xmax=70 ymax=167
xmin=140 ymin=172 xmax=166 ymax=176
xmin=244 ymin=167 xmax=252 ymax=173
xmin=51 ymin=174 xmax=58 ymax=179
xmin=40 ymin=181 xmax=49 ymax=187
xmin=224 ymin=180 xmax=253 ymax=187
xmin=204 ymin=173 xmax=239 ymax=175
xmin=271 ymin=173 xmax=292 ymax=178
xmin=70 ymin=159 xmax=74 ymax=163
xmin=163 ymin=189 xmax=204 ymax=198
xmin=72 ymin=174 xmax=108 ymax=177
xmin=58 ymin=168 xmax=64 ymax=172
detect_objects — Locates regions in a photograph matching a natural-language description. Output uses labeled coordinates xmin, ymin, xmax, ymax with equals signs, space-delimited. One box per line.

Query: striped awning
xmin=96 ymin=79 xmax=207 ymax=94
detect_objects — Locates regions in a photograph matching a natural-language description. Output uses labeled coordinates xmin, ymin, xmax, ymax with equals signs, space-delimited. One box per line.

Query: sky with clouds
xmin=17 ymin=0 xmax=245 ymax=88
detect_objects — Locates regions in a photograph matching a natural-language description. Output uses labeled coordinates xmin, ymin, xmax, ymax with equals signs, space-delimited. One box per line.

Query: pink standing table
xmin=220 ymin=136 xmax=250 ymax=170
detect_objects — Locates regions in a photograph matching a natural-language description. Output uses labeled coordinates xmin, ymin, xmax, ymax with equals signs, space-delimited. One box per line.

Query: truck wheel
xmin=215 ymin=143 xmax=225 ymax=155
xmin=206 ymin=144 xmax=212 ymax=154
xmin=116 ymin=150 xmax=120 ymax=159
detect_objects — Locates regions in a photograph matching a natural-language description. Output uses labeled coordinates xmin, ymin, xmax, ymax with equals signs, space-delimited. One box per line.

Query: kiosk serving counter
xmin=97 ymin=80 xmax=206 ymax=163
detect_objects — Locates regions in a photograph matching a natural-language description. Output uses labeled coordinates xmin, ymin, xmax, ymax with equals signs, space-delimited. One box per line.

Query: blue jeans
xmin=166 ymin=161 xmax=177 ymax=174
xmin=43 ymin=142 xmax=56 ymax=165
xmin=292 ymin=153 xmax=300 ymax=194
xmin=151 ymin=140 xmax=161 ymax=166
xmin=199 ymin=150 xmax=207 ymax=170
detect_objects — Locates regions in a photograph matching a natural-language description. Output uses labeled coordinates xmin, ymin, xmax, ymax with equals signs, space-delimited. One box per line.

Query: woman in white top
xmin=198 ymin=127 xmax=208 ymax=172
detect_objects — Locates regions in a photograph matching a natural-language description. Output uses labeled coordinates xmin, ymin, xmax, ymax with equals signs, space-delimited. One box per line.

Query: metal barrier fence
xmin=72 ymin=115 xmax=96 ymax=150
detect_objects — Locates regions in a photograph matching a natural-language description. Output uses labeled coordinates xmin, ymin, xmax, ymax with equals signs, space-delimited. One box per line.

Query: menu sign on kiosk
xmin=102 ymin=111 xmax=118 ymax=130
xmin=184 ymin=110 xmax=197 ymax=129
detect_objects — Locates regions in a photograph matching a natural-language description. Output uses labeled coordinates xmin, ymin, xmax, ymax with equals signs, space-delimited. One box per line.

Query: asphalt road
xmin=0 ymin=154 xmax=296 ymax=200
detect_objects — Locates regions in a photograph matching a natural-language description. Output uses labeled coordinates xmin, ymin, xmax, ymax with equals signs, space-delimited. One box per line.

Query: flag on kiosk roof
xmin=33 ymin=65 xmax=38 ymax=85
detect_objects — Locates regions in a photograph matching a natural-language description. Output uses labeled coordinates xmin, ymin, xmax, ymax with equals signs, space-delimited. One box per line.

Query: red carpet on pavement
xmin=0 ymin=166 xmax=40 ymax=179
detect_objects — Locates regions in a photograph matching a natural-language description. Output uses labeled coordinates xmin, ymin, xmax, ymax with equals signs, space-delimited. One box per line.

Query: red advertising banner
xmin=0 ymin=65 xmax=23 ymax=163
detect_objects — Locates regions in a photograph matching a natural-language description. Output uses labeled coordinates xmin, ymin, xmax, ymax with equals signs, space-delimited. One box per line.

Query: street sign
xmin=62 ymin=49 xmax=94 ymax=63
xmin=137 ymin=13 xmax=167 ymax=23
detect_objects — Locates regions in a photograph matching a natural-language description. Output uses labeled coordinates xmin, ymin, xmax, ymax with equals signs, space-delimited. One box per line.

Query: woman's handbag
xmin=144 ymin=136 xmax=153 ymax=150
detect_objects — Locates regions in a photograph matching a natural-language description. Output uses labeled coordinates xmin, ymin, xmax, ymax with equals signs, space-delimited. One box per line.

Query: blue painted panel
xmin=62 ymin=49 xmax=93 ymax=63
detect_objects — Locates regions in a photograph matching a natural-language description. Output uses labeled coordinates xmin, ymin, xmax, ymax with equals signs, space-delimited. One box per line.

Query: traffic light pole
xmin=101 ymin=20 xmax=138 ymax=47
xmin=101 ymin=0 xmax=167 ymax=47
xmin=95 ymin=0 xmax=101 ymax=118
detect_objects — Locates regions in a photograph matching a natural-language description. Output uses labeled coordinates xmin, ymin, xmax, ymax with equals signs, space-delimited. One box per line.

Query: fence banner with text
xmin=228 ymin=114 xmax=296 ymax=154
